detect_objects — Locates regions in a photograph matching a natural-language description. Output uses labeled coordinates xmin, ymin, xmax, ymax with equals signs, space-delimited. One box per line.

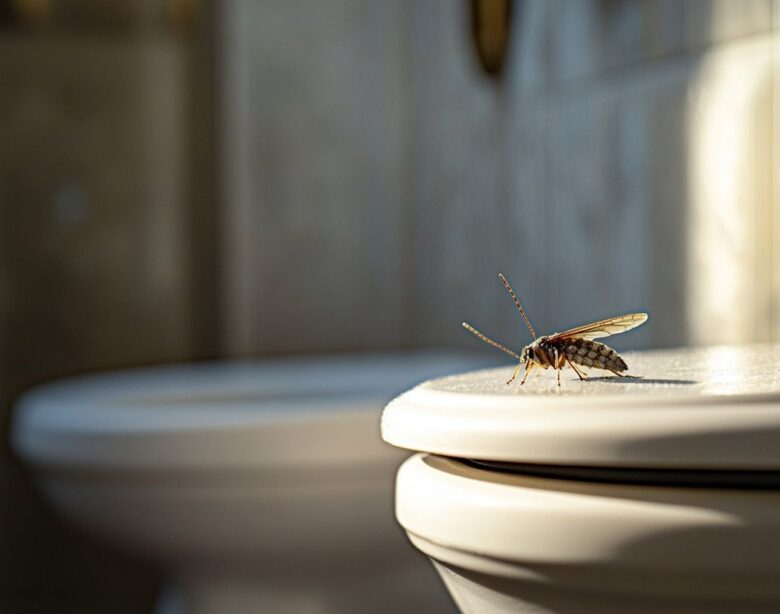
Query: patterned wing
xmin=547 ymin=313 xmax=648 ymax=342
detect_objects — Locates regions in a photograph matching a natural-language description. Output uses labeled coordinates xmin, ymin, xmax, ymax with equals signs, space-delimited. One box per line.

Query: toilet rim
xmin=396 ymin=453 xmax=780 ymax=576
xmin=12 ymin=351 xmax=488 ymax=471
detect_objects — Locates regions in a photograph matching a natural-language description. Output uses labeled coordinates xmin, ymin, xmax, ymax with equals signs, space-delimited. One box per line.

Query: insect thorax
xmin=521 ymin=337 xmax=549 ymax=365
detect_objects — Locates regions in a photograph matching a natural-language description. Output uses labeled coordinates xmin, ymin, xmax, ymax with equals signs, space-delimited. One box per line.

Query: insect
xmin=462 ymin=273 xmax=648 ymax=388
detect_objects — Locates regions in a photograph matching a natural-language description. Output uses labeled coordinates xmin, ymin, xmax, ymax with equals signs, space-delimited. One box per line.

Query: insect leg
xmin=556 ymin=351 xmax=567 ymax=387
xmin=567 ymin=358 xmax=587 ymax=381
xmin=520 ymin=362 xmax=534 ymax=385
xmin=506 ymin=361 xmax=523 ymax=385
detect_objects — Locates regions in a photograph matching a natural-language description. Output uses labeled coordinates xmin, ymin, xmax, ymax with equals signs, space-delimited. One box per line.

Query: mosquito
xmin=462 ymin=274 xmax=648 ymax=388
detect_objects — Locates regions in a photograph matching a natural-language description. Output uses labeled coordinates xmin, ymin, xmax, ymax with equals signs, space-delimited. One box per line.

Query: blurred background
xmin=0 ymin=0 xmax=778 ymax=611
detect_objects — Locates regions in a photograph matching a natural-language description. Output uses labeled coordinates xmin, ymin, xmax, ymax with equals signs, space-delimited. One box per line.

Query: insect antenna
xmin=462 ymin=322 xmax=521 ymax=360
xmin=498 ymin=273 xmax=536 ymax=340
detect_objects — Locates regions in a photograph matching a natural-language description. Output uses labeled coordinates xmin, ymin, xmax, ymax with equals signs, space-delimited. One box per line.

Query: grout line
xmin=397 ymin=0 xmax=416 ymax=349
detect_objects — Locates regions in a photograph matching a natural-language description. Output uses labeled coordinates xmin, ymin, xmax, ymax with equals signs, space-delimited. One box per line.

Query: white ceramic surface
xmin=396 ymin=453 xmax=780 ymax=613
xmin=383 ymin=345 xmax=780 ymax=613
xmin=383 ymin=344 xmax=780 ymax=468
xmin=13 ymin=351 xmax=495 ymax=614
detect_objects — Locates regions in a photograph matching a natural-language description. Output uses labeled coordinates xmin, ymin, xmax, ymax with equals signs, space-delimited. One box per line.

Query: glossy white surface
xmin=383 ymin=345 xmax=780 ymax=468
xmin=14 ymin=350 xmax=490 ymax=470
xmin=397 ymin=454 xmax=780 ymax=613
xmin=13 ymin=352 xmax=493 ymax=614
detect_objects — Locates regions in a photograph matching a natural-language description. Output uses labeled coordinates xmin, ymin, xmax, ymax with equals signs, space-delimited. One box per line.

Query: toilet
xmin=382 ymin=345 xmax=780 ymax=613
xmin=12 ymin=351 xmax=494 ymax=614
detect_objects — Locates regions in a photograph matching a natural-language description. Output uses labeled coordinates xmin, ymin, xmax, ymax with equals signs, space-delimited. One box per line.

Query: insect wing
xmin=547 ymin=313 xmax=648 ymax=342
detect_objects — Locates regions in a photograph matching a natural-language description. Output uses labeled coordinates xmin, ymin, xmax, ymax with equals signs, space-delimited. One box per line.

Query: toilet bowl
xmin=13 ymin=351 xmax=493 ymax=614
xmin=382 ymin=345 xmax=780 ymax=613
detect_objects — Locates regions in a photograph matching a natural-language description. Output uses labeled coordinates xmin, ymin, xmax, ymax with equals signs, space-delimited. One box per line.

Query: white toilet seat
xmin=383 ymin=345 xmax=780 ymax=469
xmin=14 ymin=350 xmax=495 ymax=614
xmin=14 ymin=350 xmax=486 ymax=472
xmin=398 ymin=454 xmax=780 ymax=584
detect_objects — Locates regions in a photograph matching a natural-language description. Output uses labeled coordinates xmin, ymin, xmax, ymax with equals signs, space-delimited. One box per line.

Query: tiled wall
xmin=223 ymin=0 xmax=779 ymax=356
xmin=0 ymin=11 xmax=200 ymax=613
xmin=0 ymin=36 xmax=194 ymax=394
xmin=218 ymin=0 xmax=408 ymax=355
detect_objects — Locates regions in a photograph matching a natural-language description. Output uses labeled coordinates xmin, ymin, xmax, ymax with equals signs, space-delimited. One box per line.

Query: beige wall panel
xmin=0 ymin=33 xmax=187 ymax=613
xmin=0 ymin=35 xmax=192 ymax=392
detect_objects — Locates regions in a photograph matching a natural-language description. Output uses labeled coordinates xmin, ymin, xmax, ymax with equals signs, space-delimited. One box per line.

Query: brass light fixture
xmin=470 ymin=0 xmax=514 ymax=77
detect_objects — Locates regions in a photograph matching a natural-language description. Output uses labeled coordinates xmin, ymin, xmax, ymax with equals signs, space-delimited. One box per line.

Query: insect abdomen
xmin=551 ymin=339 xmax=627 ymax=372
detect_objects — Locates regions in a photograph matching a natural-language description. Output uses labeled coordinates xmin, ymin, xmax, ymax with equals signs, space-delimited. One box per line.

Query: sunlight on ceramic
xmin=13 ymin=352 xmax=495 ymax=614
xmin=383 ymin=345 xmax=780 ymax=613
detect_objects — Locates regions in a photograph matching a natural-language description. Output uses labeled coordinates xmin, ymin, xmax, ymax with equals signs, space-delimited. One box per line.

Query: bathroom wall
xmin=222 ymin=0 xmax=780 ymax=356
xmin=0 ymin=4 xmax=205 ymax=611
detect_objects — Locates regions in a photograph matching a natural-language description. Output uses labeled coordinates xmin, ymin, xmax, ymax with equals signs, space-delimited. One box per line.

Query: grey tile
xmin=507 ymin=0 xmax=550 ymax=95
xmin=684 ymin=0 xmax=773 ymax=49
xmin=544 ymin=94 xmax=615 ymax=336
xmin=545 ymin=0 xmax=602 ymax=83
xmin=616 ymin=69 xmax=691 ymax=349
xmin=404 ymin=0 xmax=508 ymax=348
xmin=501 ymin=113 xmax=550 ymax=347
xmin=598 ymin=0 xmax=685 ymax=65
xmin=508 ymin=0 xmax=685 ymax=96
xmin=601 ymin=85 xmax=653 ymax=350
xmin=219 ymin=0 xmax=407 ymax=353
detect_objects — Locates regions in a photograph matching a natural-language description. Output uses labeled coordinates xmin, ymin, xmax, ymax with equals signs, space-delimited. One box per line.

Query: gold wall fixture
xmin=470 ymin=0 xmax=513 ymax=77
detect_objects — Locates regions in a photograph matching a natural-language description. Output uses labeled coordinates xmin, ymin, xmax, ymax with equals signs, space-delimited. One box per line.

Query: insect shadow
xmin=586 ymin=376 xmax=697 ymax=386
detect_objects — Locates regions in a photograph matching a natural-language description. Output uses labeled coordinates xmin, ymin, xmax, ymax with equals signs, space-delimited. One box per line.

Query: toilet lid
xmin=382 ymin=345 xmax=780 ymax=470
xmin=13 ymin=351 xmax=495 ymax=471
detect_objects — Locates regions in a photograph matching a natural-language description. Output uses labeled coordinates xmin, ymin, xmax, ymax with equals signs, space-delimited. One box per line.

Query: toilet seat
xmin=382 ymin=345 xmax=780 ymax=470
xmin=13 ymin=351 xmax=490 ymax=472
xmin=397 ymin=454 xmax=780 ymax=604
xmin=14 ymin=351 xmax=492 ymax=614
xmin=398 ymin=454 xmax=780 ymax=579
